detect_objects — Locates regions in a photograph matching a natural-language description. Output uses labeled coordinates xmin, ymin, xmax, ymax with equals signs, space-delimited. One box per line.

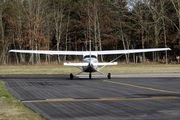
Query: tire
xmin=108 ymin=73 xmax=111 ymax=79
xmin=70 ymin=73 xmax=73 ymax=80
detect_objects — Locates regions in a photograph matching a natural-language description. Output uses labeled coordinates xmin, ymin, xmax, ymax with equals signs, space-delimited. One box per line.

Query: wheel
xmin=70 ymin=73 xmax=73 ymax=80
xmin=108 ymin=73 xmax=111 ymax=79
xmin=89 ymin=73 xmax=91 ymax=79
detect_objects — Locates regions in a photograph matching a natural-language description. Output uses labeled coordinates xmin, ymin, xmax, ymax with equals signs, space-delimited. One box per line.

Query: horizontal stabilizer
xmin=64 ymin=62 xmax=117 ymax=66
xmin=93 ymin=62 xmax=117 ymax=66
xmin=64 ymin=63 xmax=89 ymax=66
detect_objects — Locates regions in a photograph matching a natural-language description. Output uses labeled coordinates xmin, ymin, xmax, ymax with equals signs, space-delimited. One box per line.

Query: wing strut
xmin=98 ymin=54 xmax=124 ymax=71
xmin=58 ymin=55 xmax=82 ymax=71
xmin=95 ymin=54 xmax=124 ymax=79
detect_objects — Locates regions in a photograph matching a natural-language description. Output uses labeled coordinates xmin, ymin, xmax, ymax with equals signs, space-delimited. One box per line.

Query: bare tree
xmin=0 ymin=1 xmax=6 ymax=64
xmin=109 ymin=0 xmax=130 ymax=63
xmin=143 ymin=0 xmax=162 ymax=62
xmin=53 ymin=0 xmax=70 ymax=64
xmin=171 ymin=0 xmax=180 ymax=54
xmin=160 ymin=0 xmax=168 ymax=64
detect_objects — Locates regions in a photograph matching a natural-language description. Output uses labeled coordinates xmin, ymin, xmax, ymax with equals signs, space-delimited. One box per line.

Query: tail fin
xmin=89 ymin=39 xmax=91 ymax=65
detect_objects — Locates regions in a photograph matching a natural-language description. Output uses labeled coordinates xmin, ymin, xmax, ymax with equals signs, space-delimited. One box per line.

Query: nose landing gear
xmin=89 ymin=72 xmax=92 ymax=79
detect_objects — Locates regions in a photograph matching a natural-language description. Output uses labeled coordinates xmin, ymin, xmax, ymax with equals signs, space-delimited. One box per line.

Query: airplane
xmin=9 ymin=39 xmax=171 ymax=79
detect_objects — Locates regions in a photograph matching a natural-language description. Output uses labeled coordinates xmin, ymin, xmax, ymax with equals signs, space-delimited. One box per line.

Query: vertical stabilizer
xmin=89 ymin=39 xmax=91 ymax=64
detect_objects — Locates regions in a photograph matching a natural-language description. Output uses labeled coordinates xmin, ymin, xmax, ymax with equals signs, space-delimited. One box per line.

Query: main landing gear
xmin=70 ymin=73 xmax=73 ymax=80
xmin=107 ymin=73 xmax=111 ymax=79
xmin=70 ymin=72 xmax=111 ymax=79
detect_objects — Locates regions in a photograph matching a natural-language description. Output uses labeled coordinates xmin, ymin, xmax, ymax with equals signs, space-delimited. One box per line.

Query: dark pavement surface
xmin=1 ymin=73 xmax=180 ymax=120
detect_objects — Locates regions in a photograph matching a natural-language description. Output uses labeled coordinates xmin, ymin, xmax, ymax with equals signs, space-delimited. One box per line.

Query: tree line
xmin=0 ymin=0 xmax=180 ymax=65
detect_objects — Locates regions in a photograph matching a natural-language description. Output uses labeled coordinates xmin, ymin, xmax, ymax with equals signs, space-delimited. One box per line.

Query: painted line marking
xmin=22 ymin=96 xmax=180 ymax=103
xmin=103 ymin=80 xmax=180 ymax=94
xmin=21 ymin=80 xmax=180 ymax=103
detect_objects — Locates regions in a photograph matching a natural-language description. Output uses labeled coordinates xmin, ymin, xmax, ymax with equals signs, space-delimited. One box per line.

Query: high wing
xmin=9 ymin=48 xmax=171 ymax=55
xmin=94 ymin=48 xmax=171 ymax=55
xmin=9 ymin=50 xmax=84 ymax=55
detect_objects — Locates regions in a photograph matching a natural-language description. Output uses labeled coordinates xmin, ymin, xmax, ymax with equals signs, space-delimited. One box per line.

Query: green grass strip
xmin=0 ymin=80 xmax=44 ymax=120
xmin=1 ymin=64 xmax=180 ymax=74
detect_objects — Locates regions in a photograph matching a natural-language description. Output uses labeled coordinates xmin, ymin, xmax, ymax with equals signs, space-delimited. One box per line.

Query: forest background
xmin=0 ymin=0 xmax=180 ymax=65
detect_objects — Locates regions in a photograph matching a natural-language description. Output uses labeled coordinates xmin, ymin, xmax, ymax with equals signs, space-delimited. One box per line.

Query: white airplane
xmin=9 ymin=39 xmax=171 ymax=79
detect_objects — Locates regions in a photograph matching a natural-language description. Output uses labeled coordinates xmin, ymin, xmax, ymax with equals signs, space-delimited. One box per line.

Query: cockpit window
xmin=84 ymin=55 xmax=97 ymax=59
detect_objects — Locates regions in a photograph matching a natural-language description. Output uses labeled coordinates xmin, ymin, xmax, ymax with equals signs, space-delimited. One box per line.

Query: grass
xmin=101 ymin=64 xmax=180 ymax=73
xmin=0 ymin=64 xmax=180 ymax=74
xmin=0 ymin=81 xmax=44 ymax=120
xmin=0 ymin=65 xmax=81 ymax=74
xmin=0 ymin=63 xmax=180 ymax=119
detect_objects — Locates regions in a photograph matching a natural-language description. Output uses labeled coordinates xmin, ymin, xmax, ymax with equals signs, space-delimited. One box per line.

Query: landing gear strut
xmin=89 ymin=72 xmax=92 ymax=79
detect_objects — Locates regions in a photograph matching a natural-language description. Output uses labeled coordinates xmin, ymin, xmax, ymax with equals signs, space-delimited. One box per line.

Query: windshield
xmin=84 ymin=55 xmax=97 ymax=59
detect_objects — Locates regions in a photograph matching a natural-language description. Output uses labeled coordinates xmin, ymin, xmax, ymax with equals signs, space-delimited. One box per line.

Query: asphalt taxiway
xmin=1 ymin=73 xmax=180 ymax=120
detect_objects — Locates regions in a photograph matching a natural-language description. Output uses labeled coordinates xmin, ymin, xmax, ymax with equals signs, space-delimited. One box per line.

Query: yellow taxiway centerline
xmin=103 ymin=80 xmax=180 ymax=94
xmin=22 ymin=96 xmax=180 ymax=103
xmin=21 ymin=79 xmax=180 ymax=103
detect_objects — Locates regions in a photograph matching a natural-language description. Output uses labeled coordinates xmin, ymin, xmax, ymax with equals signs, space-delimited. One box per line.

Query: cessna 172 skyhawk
xmin=9 ymin=40 xmax=171 ymax=79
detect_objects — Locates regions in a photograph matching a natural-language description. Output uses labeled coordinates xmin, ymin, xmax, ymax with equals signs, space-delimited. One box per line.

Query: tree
xmin=1 ymin=1 xmax=17 ymax=64
xmin=170 ymin=0 xmax=180 ymax=55
xmin=0 ymin=1 xmax=6 ymax=64
xmin=14 ymin=10 xmax=50 ymax=64
xmin=1 ymin=0 xmax=178 ymax=64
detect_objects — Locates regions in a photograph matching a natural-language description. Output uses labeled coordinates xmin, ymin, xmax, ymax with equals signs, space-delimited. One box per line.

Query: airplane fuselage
xmin=82 ymin=55 xmax=98 ymax=72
